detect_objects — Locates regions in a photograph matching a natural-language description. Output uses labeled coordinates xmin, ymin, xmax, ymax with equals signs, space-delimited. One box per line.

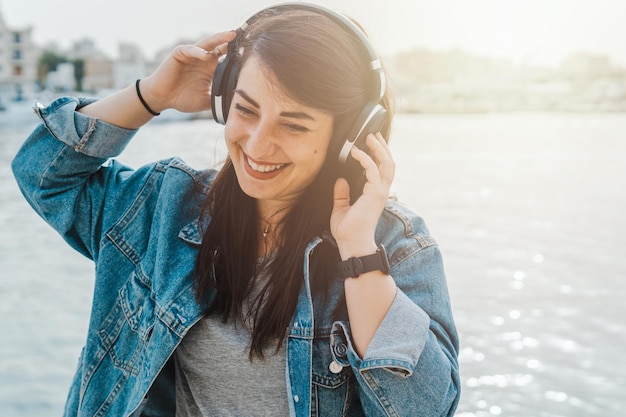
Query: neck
xmin=257 ymin=206 xmax=286 ymax=257
xmin=257 ymin=198 xmax=290 ymax=224
xmin=259 ymin=224 xmax=278 ymax=258
xmin=256 ymin=200 xmax=290 ymax=237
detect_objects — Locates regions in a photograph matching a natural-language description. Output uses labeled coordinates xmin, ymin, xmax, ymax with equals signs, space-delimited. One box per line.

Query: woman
xmin=12 ymin=4 xmax=459 ymax=416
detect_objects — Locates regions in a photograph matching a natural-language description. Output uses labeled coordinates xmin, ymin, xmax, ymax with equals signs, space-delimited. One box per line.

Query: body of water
xmin=1 ymin=106 xmax=625 ymax=416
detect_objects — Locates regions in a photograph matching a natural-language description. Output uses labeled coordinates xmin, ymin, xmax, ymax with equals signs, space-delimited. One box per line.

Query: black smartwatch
xmin=337 ymin=244 xmax=391 ymax=279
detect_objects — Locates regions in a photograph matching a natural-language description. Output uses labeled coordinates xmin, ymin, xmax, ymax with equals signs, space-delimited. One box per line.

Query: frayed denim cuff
xmin=33 ymin=96 xmax=137 ymax=159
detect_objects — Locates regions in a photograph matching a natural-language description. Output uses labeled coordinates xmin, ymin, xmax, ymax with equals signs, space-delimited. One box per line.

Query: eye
xmin=235 ymin=103 xmax=256 ymax=118
xmin=283 ymin=123 xmax=310 ymax=133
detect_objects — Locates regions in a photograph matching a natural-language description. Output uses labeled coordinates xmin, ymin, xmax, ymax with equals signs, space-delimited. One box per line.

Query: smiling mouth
xmin=246 ymin=156 xmax=287 ymax=173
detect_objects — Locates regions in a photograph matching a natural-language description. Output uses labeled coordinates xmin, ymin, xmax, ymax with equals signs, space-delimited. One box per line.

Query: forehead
xmin=237 ymin=57 xmax=293 ymax=103
xmin=235 ymin=55 xmax=334 ymax=124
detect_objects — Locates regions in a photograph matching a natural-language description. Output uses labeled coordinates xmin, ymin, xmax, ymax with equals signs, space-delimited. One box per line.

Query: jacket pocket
xmin=97 ymin=268 xmax=156 ymax=377
xmin=311 ymin=336 xmax=361 ymax=416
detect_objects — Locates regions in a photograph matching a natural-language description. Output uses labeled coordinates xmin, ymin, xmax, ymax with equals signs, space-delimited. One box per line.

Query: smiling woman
xmin=11 ymin=3 xmax=459 ymax=416
xmin=225 ymin=56 xmax=334 ymax=213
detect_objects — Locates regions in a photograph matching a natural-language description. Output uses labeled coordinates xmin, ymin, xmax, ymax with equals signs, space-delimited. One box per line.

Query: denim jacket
xmin=12 ymin=97 xmax=460 ymax=417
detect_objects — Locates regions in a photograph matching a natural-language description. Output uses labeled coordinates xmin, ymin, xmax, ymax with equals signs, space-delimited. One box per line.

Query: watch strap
xmin=337 ymin=245 xmax=390 ymax=279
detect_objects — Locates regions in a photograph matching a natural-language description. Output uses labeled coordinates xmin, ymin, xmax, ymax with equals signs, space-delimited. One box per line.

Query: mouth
xmin=243 ymin=154 xmax=289 ymax=179
xmin=246 ymin=156 xmax=286 ymax=173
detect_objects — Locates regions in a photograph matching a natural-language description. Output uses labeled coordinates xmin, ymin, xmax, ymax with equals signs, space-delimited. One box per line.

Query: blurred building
xmin=387 ymin=48 xmax=626 ymax=113
xmin=0 ymin=6 xmax=39 ymax=104
xmin=69 ymin=38 xmax=114 ymax=93
xmin=113 ymin=43 xmax=147 ymax=90
xmin=561 ymin=53 xmax=612 ymax=81
xmin=83 ymin=56 xmax=114 ymax=93
xmin=46 ymin=61 xmax=74 ymax=91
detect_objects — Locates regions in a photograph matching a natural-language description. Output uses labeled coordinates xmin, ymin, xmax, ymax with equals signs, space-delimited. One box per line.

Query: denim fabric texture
xmin=12 ymin=97 xmax=460 ymax=417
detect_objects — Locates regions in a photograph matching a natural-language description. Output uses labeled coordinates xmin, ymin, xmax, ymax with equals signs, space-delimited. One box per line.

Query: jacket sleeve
xmin=331 ymin=204 xmax=460 ymax=416
xmin=11 ymin=96 xmax=141 ymax=261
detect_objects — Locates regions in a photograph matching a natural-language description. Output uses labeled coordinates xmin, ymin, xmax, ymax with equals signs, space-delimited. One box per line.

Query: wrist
xmin=137 ymin=77 xmax=168 ymax=115
xmin=337 ymin=241 xmax=377 ymax=261
xmin=337 ymin=244 xmax=391 ymax=279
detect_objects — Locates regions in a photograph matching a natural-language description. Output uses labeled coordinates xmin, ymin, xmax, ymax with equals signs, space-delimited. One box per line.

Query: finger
xmin=366 ymin=133 xmax=395 ymax=183
xmin=366 ymin=133 xmax=391 ymax=164
xmin=374 ymin=131 xmax=393 ymax=160
xmin=207 ymin=42 xmax=232 ymax=60
xmin=350 ymin=145 xmax=377 ymax=170
xmin=176 ymin=44 xmax=215 ymax=61
xmin=333 ymin=177 xmax=351 ymax=210
xmin=210 ymin=45 xmax=224 ymax=58
xmin=350 ymin=146 xmax=381 ymax=185
xmin=195 ymin=30 xmax=237 ymax=52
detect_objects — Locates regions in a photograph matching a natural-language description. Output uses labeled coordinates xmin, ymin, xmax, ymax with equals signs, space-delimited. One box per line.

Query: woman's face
xmin=224 ymin=56 xmax=334 ymax=211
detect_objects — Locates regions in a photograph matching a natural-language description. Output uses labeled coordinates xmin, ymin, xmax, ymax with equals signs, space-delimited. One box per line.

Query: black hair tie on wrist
xmin=135 ymin=79 xmax=160 ymax=116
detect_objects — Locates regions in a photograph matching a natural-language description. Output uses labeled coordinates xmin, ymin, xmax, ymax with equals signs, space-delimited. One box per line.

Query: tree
xmin=72 ymin=59 xmax=85 ymax=91
xmin=37 ymin=51 xmax=68 ymax=85
xmin=37 ymin=51 xmax=86 ymax=91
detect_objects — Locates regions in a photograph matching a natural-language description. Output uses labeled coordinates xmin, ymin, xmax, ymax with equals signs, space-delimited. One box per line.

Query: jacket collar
xmin=178 ymin=218 xmax=204 ymax=246
xmin=178 ymin=217 xmax=337 ymax=248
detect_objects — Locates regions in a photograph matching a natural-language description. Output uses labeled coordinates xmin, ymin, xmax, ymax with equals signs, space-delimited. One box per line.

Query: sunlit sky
xmin=2 ymin=0 xmax=626 ymax=67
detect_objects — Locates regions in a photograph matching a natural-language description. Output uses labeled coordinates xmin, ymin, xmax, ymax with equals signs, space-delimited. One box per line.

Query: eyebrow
xmin=234 ymin=89 xmax=316 ymax=121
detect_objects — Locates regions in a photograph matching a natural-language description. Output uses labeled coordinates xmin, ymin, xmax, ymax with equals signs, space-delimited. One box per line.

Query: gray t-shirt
xmin=174 ymin=268 xmax=290 ymax=416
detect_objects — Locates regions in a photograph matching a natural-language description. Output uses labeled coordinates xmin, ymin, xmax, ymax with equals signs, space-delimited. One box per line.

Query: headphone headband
xmin=239 ymin=2 xmax=385 ymax=100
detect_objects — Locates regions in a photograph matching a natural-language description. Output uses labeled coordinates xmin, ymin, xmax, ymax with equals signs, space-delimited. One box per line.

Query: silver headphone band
xmin=241 ymin=2 xmax=385 ymax=100
xmin=213 ymin=95 xmax=225 ymax=124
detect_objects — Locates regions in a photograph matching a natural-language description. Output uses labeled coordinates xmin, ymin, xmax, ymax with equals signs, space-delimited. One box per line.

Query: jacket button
xmin=329 ymin=360 xmax=344 ymax=374
xmin=293 ymin=395 xmax=300 ymax=403
xmin=333 ymin=343 xmax=348 ymax=358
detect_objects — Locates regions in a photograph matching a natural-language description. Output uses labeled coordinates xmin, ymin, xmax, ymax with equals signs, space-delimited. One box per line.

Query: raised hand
xmin=331 ymin=132 xmax=395 ymax=260
xmin=140 ymin=31 xmax=237 ymax=114
xmin=78 ymin=30 xmax=236 ymax=128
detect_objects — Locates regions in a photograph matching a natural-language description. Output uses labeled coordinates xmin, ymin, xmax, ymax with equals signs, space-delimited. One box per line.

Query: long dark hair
xmin=194 ymin=8 xmax=394 ymax=359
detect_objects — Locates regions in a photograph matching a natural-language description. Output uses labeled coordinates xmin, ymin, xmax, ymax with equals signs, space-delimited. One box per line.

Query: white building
xmin=46 ymin=62 xmax=75 ymax=91
xmin=0 ymin=5 xmax=38 ymax=103
xmin=113 ymin=42 xmax=147 ymax=90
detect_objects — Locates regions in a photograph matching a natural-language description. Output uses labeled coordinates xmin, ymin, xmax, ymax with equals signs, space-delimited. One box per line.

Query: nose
xmin=245 ymin=120 xmax=275 ymax=157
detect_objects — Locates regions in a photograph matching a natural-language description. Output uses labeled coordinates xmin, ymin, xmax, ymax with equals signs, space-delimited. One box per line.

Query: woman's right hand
xmin=78 ymin=30 xmax=236 ymax=129
xmin=139 ymin=30 xmax=237 ymax=114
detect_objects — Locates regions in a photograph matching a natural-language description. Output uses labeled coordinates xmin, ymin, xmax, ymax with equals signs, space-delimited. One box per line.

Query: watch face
xmin=377 ymin=245 xmax=391 ymax=275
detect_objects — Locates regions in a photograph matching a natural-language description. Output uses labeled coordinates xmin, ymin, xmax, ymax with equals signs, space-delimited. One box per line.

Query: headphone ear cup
xmin=211 ymin=55 xmax=240 ymax=124
xmin=211 ymin=56 xmax=229 ymax=124
xmin=337 ymin=103 xmax=388 ymax=163
xmin=221 ymin=60 xmax=240 ymax=122
xmin=337 ymin=103 xmax=388 ymax=203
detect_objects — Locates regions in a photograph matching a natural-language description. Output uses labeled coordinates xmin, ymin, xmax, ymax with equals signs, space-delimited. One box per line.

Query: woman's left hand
xmin=141 ymin=31 xmax=237 ymax=114
xmin=331 ymin=132 xmax=395 ymax=260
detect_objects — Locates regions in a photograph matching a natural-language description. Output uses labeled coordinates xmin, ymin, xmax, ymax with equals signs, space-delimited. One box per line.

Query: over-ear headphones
xmin=210 ymin=2 xmax=387 ymax=164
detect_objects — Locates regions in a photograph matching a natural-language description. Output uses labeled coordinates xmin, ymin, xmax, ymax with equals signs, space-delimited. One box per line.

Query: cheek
xmin=224 ymin=122 xmax=241 ymax=149
xmin=308 ymin=147 xmax=328 ymax=172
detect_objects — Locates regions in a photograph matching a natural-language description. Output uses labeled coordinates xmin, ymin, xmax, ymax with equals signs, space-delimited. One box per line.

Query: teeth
xmin=247 ymin=157 xmax=285 ymax=173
